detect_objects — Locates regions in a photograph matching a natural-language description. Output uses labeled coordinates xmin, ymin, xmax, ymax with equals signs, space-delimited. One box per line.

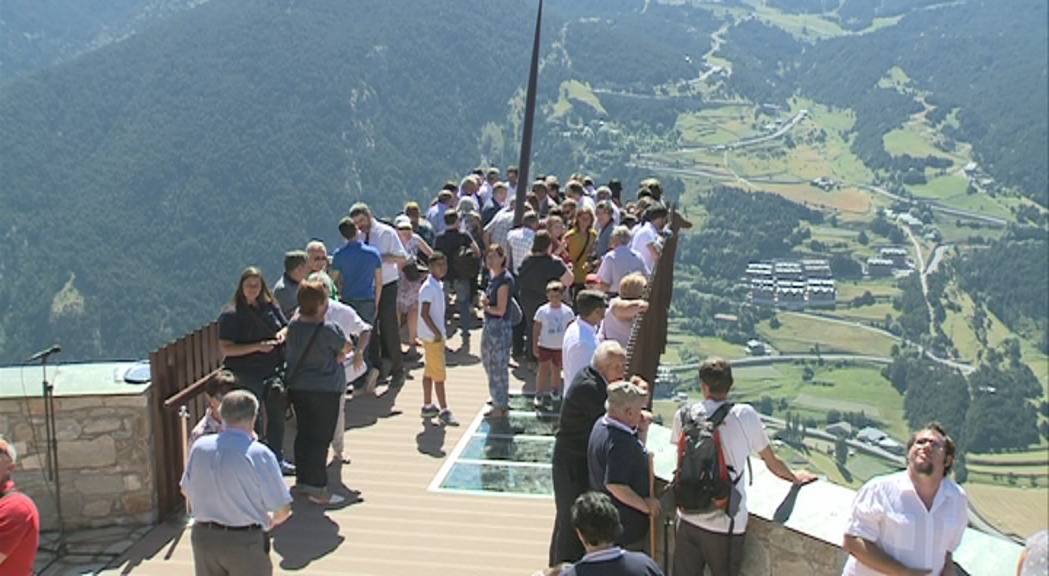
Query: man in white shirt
xmin=506 ymin=211 xmax=539 ymax=275
xmin=506 ymin=165 xmax=518 ymax=199
xmin=479 ymin=168 xmax=499 ymax=207
xmin=325 ymin=299 xmax=372 ymax=463
xmin=561 ymin=290 xmax=606 ymax=394
xmin=842 ymin=423 xmax=968 ymax=576
xmin=671 ymin=358 xmax=816 ymax=576
xmin=483 ymin=199 xmax=515 ymax=257
xmin=597 ymin=226 xmax=649 ymax=296
xmin=566 ymin=180 xmax=596 ymax=213
xmin=630 ymin=204 xmax=668 ymax=272
xmin=427 ymin=189 xmax=456 ymax=236
xmin=351 ymin=203 xmax=408 ymax=388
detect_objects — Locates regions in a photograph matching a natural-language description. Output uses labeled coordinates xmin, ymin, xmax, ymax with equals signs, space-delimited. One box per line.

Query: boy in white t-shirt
xmin=532 ymin=280 xmax=576 ymax=410
xmin=417 ymin=252 xmax=458 ymax=426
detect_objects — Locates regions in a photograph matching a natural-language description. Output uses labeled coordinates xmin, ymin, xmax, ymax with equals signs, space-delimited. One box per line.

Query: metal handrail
xmin=163 ymin=367 xmax=221 ymax=409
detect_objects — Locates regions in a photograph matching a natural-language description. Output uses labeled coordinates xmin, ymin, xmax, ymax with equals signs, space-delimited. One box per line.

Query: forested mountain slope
xmin=0 ymin=0 xmax=204 ymax=83
xmin=0 ymin=0 xmax=539 ymax=361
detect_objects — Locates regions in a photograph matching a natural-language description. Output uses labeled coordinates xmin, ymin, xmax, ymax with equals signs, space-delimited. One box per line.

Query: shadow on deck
xmin=103 ymin=331 xmax=555 ymax=576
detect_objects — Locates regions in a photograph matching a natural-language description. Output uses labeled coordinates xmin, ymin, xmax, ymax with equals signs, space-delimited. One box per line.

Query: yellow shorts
xmin=422 ymin=339 xmax=447 ymax=381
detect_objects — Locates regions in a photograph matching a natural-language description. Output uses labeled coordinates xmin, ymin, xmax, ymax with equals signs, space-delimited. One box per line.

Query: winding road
xmin=663 ymin=352 xmax=893 ymax=373
xmin=903 ymin=225 xmax=937 ymax=336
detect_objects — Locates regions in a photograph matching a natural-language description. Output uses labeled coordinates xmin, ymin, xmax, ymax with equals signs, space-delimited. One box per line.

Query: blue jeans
xmin=455 ymin=279 xmax=472 ymax=337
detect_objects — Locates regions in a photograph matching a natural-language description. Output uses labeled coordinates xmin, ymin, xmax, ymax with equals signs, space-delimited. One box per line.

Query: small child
xmin=417 ymin=252 xmax=459 ymax=426
xmin=533 ymin=280 xmax=576 ymax=410
xmin=189 ymin=370 xmax=236 ymax=446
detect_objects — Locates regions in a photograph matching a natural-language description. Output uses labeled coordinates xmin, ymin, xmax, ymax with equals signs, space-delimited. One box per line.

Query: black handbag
xmin=403 ymin=255 xmax=427 ymax=282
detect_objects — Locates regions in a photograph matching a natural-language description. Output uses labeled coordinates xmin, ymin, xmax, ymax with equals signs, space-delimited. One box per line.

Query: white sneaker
xmin=308 ymin=493 xmax=346 ymax=506
xmin=364 ymin=368 xmax=380 ymax=394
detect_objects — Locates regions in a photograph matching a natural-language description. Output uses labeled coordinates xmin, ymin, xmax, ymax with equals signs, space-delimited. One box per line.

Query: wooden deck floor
xmin=106 ymin=331 xmax=554 ymax=576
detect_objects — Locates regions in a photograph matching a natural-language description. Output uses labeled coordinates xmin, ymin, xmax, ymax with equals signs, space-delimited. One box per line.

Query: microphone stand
xmin=29 ymin=349 xmax=121 ymax=567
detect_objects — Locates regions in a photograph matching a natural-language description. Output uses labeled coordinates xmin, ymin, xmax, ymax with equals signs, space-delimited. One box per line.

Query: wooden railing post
xmin=149 ymin=321 xmax=222 ymax=521
xmin=626 ymin=206 xmax=692 ymax=408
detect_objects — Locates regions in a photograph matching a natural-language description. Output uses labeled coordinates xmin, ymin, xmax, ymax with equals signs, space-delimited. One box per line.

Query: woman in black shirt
xmin=217 ymin=266 xmax=292 ymax=473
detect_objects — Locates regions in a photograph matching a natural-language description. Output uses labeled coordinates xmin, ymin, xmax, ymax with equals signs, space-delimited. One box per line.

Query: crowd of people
xmin=117 ymin=166 xmax=1030 ymax=576
xmin=175 ymin=169 xmax=668 ymax=574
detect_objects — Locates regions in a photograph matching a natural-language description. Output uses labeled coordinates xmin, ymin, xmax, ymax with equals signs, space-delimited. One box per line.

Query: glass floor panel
xmin=476 ymin=411 xmax=559 ymax=437
xmin=460 ymin=434 xmax=555 ymax=464
xmin=440 ymin=461 xmax=553 ymax=496
xmin=430 ymin=394 xmax=562 ymax=496
xmin=506 ymin=394 xmax=563 ymax=415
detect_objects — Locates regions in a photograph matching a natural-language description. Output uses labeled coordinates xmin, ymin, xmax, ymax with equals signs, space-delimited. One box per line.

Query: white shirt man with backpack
xmin=670 ymin=358 xmax=816 ymax=576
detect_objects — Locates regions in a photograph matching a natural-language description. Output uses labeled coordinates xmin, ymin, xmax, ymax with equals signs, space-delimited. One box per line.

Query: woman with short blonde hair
xmin=598 ymin=273 xmax=649 ymax=349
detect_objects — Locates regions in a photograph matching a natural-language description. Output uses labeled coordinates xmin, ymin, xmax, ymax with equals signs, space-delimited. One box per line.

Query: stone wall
xmin=743 ymin=516 xmax=849 ymax=576
xmin=1 ymin=393 xmax=156 ymax=531
xmin=651 ymin=513 xmax=847 ymax=576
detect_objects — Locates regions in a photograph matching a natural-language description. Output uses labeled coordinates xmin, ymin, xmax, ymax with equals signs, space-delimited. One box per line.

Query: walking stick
xmin=648 ymin=452 xmax=657 ymax=557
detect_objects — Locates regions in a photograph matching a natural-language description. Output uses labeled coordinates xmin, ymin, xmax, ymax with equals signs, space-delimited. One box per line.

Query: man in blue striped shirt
xmin=181 ymin=390 xmax=293 ymax=576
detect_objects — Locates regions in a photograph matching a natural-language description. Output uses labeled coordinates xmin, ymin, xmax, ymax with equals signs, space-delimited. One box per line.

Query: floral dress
xmin=397 ymin=233 xmax=424 ymax=315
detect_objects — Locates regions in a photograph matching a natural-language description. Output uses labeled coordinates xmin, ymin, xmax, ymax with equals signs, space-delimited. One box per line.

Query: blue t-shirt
xmin=561 ymin=548 xmax=664 ymax=576
xmin=332 ymin=240 xmax=382 ymax=300
xmin=284 ymin=319 xmax=347 ymax=394
xmin=485 ymin=270 xmax=515 ymax=320
xmin=588 ymin=418 xmax=651 ymax=547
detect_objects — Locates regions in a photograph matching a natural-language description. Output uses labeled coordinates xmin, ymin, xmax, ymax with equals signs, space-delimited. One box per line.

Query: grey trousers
xmin=672 ymin=518 xmax=745 ymax=576
xmin=191 ymin=524 xmax=272 ymax=576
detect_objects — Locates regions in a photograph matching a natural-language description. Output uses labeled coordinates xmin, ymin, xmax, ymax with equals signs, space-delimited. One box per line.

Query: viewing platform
xmin=84 ymin=329 xmax=1021 ymax=576
xmin=103 ymin=332 xmax=555 ymax=575
xmin=9 ymin=206 xmax=1027 ymax=575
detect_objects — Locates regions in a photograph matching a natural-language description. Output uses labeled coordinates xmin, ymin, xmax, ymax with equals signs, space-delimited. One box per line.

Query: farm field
xmin=663 ymin=328 xmax=746 ymax=364
xmin=743 ymin=182 xmax=872 ymax=215
xmin=969 ymin=448 xmax=1049 ymax=465
xmin=966 ymin=462 xmax=1048 ymax=477
xmin=729 ymin=362 xmax=909 ymax=440
xmin=883 ymin=126 xmax=962 ymax=165
xmin=836 ymin=279 xmax=901 ymax=302
xmin=757 ymin=312 xmax=898 ymax=357
xmin=808 ymin=225 xmax=876 ymax=258
xmin=836 ymin=302 xmax=898 ymax=323
xmin=912 ymin=183 xmax=1015 ymax=220
xmin=934 ymin=213 xmax=1007 ymax=244
xmin=940 ymin=283 xmax=1049 ymax=389
xmin=965 ymin=483 xmax=1049 ymax=539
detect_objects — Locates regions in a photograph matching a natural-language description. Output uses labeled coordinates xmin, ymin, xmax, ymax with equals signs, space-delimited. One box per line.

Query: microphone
xmin=26 ymin=345 xmax=61 ymax=363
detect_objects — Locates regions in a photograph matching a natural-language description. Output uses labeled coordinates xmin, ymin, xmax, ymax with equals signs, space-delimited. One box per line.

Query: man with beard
xmin=351 ymin=203 xmax=409 ymax=388
xmin=842 ymin=422 xmax=968 ymax=576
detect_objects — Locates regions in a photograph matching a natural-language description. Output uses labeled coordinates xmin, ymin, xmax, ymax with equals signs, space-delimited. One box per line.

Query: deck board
xmin=105 ymin=332 xmax=554 ymax=575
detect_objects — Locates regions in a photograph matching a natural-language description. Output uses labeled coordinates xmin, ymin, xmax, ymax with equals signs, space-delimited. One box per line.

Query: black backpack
xmin=673 ymin=402 xmax=738 ymax=514
xmin=454 ymin=244 xmax=481 ymax=281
